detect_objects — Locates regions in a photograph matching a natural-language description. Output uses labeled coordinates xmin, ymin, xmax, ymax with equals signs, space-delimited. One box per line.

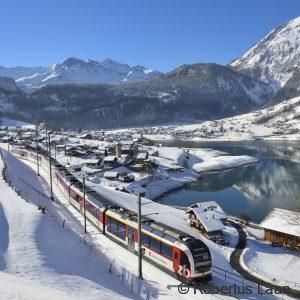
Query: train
xmin=11 ymin=146 xmax=213 ymax=283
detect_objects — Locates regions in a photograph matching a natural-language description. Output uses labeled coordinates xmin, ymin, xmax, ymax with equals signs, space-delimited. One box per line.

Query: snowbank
xmin=192 ymin=155 xmax=258 ymax=173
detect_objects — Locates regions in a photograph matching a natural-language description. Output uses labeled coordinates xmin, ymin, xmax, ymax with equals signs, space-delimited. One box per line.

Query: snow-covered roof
xmin=187 ymin=201 xmax=227 ymax=220
xmin=85 ymin=183 xmax=221 ymax=251
xmin=189 ymin=207 xmax=225 ymax=232
xmin=260 ymin=208 xmax=300 ymax=238
xmin=104 ymin=171 xmax=119 ymax=178
xmin=103 ymin=156 xmax=117 ymax=162
xmin=136 ymin=152 xmax=148 ymax=160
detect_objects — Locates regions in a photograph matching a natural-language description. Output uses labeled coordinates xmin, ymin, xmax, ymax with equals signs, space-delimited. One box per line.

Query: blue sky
xmin=0 ymin=0 xmax=299 ymax=71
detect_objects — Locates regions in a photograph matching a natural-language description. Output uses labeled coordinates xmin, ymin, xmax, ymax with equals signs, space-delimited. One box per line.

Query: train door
xmin=128 ymin=227 xmax=135 ymax=253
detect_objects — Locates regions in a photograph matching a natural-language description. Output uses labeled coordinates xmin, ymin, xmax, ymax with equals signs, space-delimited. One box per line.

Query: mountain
xmin=0 ymin=66 xmax=49 ymax=80
xmin=0 ymin=77 xmax=18 ymax=91
xmin=1 ymin=63 xmax=272 ymax=129
xmin=117 ymin=63 xmax=272 ymax=108
xmin=15 ymin=58 xmax=162 ymax=91
xmin=230 ymin=16 xmax=300 ymax=92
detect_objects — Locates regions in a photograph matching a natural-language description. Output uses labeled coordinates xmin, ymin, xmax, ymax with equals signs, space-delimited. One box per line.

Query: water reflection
xmin=158 ymin=140 xmax=300 ymax=223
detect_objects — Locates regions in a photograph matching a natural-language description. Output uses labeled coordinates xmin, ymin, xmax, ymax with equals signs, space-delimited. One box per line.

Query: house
xmin=186 ymin=202 xmax=225 ymax=240
xmin=103 ymin=156 xmax=118 ymax=168
xmin=78 ymin=133 xmax=93 ymax=140
xmin=136 ymin=152 xmax=149 ymax=163
xmin=104 ymin=171 xmax=119 ymax=180
xmin=85 ymin=158 xmax=102 ymax=168
xmin=130 ymin=163 xmax=144 ymax=172
xmin=260 ymin=208 xmax=300 ymax=249
xmin=188 ymin=201 xmax=227 ymax=221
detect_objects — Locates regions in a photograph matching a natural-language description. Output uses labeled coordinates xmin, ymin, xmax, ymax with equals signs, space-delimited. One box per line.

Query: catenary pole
xmin=35 ymin=124 xmax=40 ymax=176
xmin=83 ymin=176 xmax=87 ymax=234
xmin=138 ymin=192 xmax=143 ymax=279
xmin=48 ymin=131 xmax=54 ymax=200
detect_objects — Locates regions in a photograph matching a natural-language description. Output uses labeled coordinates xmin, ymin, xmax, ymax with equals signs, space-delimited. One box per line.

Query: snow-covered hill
xmin=139 ymin=95 xmax=300 ymax=141
xmin=230 ymin=16 xmax=300 ymax=91
xmin=15 ymin=58 xmax=162 ymax=91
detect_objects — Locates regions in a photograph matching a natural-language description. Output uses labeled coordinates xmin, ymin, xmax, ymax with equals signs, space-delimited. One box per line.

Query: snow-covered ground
xmin=0 ymin=148 xmax=137 ymax=300
xmin=113 ymin=96 xmax=300 ymax=142
xmin=242 ymin=227 xmax=300 ymax=290
xmin=0 ymin=117 xmax=33 ymax=129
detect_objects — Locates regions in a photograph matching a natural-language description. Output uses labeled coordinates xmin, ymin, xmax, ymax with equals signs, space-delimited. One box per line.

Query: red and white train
xmin=13 ymin=147 xmax=213 ymax=283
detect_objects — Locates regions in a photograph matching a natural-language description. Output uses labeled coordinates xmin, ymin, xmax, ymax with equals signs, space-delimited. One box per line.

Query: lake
xmin=157 ymin=140 xmax=300 ymax=223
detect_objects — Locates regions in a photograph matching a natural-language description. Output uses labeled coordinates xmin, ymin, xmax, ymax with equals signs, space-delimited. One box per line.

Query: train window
xmin=107 ymin=216 xmax=126 ymax=241
xmin=180 ymin=252 xmax=191 ymax=269
xmin=149 ymin=237 xmax=160 ymax=253
xmin=107 ymin=217 xmax=118 ymax=236
xmin=163 ymin=234 xmax=176 ymax=243
xmin=117 ymin=222 xmax=126 ymax=241
xmin=141 ymin=233 xmax=149 ymax=247
xmin=161 ymin=243 xmax=173 ymax=260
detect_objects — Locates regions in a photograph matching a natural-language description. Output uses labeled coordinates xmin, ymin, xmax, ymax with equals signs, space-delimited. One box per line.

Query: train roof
xmin=86 ymin=182 xmax=211 ymax=245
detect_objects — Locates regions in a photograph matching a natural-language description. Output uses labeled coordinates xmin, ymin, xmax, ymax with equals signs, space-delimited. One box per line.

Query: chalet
xmin=104 ymin=171 xmax=119 ymax=180
xmin=189 ymin=201 xmax=228 ymax=221
xmin=260 ymin=208 xmax=300 ymax=249
xmin=103 ymin=156 xmax=118 ymax=168
xmin=186 ymin=203 xmax=225 ymax=240
xmin=78 ymin=133 xmax=93 ymax=140
xmin=136 ymin=152 xmax=149 ymax=163
xmin=130 ymin=163 xmax=144 ymax=172
xmin=85 ymin=158 xmax=102 ymax=168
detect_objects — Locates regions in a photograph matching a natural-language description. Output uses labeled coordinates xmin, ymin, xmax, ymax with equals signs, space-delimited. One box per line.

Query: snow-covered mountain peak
xmin=14 ymin=57 xmax=162 ymax=90
xmin=230 ymin=16 xmax=300 ymax=91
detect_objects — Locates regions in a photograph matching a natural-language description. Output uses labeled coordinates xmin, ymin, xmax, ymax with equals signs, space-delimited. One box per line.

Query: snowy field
xmin=243 ymin=227 xmax=300 ymax=290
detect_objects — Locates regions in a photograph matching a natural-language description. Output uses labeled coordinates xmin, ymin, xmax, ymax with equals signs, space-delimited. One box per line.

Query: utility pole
xmin=48 ymin=131 xmax=54 ymax=200
xmin=137 ymin=192 xmax=143 ymax=280
xmin=35 ymin=125 xmax=40 ymax=176
xmin=83 ymin=176 xmax=87 ymax=234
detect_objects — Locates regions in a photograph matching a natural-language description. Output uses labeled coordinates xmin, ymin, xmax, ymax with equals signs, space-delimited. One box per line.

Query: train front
xmin=176 ymin=237 xmax=212 ymax=282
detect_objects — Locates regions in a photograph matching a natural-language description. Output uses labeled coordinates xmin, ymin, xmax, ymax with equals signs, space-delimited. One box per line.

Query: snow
xmin=260 ymin=208 xmax=300 ymax=238
xmin=230 ymin=16 xmax=300 ymax=90
xmin=0 ymin=148 xmax=136 ymax=299
xmin=15 ymin=57 xmax=162 ymax=90
xmin=0 ymin=117 xmax=32 ymax=128
xmin=243 ymin=227 xmax=300 ymax=289
xmin=133 ymin=95 xmax=300 ymax=142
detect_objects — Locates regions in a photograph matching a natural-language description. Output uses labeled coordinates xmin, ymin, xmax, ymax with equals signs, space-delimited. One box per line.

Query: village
xmin=0 ymin=120 xmax=299 ymax=299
